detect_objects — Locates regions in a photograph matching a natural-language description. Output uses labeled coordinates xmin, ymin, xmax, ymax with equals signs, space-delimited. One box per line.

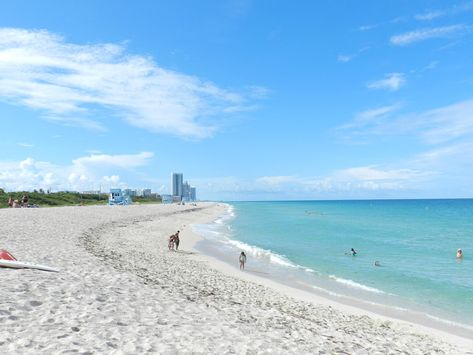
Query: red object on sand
xmin=0 ymin=249 xmax=16 ymax=261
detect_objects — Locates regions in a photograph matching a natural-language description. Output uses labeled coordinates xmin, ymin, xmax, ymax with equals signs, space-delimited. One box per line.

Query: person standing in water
xmin=239 ymin=251 xmax=247 ymax=271
xmin=457 ymin=248 xmax=463 ymax=259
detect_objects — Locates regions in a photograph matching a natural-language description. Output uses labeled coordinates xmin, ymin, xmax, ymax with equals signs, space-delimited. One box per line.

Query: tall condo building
xmin=172 ymin=173 xmax=183 ymax=197
xmin=182 ymin=181 xmax=190 ymax=200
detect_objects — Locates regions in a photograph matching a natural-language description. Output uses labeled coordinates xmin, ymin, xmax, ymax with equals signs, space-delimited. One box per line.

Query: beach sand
xmin=0 ymin=203 xmax=471 ymax=354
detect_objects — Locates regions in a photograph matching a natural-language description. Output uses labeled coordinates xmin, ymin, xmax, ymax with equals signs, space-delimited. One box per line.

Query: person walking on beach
xmin=239 ymin=251 xmax=247 ymax=271
xmin=174 ymin=230 xmax=180 ymax=250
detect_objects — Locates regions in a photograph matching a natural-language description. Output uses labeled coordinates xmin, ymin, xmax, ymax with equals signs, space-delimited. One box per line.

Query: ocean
xmin=193 ymin=199 xmax=473 ymax=331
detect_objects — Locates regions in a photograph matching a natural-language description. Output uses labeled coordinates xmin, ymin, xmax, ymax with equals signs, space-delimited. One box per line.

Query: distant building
xmin=182 ymin=181 xmax=191 ymax=201
xmin=82 ymin=190 xmax=101 ymax=195
xmin=171 ymin=172 xmax=197 ymax=202
xmin=143 ymin=188 xmax=152 ymax=197
xmin=172 ymin=173 xmax=183 ymax=198
xmin=161 ymin=194 xmax=173 ymax=203
xmin=108 ymin=188 xmax=132 ymax=205
xmin=123 ymin=188 xmax=137 ymax=197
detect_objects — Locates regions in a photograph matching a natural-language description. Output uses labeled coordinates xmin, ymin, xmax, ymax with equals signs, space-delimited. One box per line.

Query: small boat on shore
xmin=0 ymin=249 xmax=59 ymax=272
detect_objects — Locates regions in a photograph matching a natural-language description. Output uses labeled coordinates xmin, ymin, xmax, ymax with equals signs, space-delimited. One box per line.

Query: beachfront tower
xmin=172 ymin=173 xmax=183 ymax=198
xmin=190 ymin=187 xmax=196 ymax=201
xmin=182 ymin=181 xmax=190 ymax=201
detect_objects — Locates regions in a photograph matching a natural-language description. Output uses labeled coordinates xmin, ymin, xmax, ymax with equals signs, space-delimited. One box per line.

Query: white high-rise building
xmin=172 ymin=173 xmax=183 ymax=198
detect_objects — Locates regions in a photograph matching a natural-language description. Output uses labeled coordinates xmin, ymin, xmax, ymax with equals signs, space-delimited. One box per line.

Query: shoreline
xmin=189 ymin=203 xmax=473 ymax=348
xmin=0 ymin=203 xmax=470 ymax=353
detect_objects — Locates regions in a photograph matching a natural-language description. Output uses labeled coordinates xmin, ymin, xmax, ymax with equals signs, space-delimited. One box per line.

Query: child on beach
xmin=168 ymin=234 xmax=175 ymax=251
xmin=239 ymin=251 xmax=247 ymax=271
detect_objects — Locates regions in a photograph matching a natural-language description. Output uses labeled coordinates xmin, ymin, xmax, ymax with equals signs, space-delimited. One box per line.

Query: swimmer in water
xmin=374 ymin=260 xmax=380 ymax=267
xmin=456 ymin=248 xmax=463 ymax=259
xmin=351 ymin=248 xmax=357 ymax=256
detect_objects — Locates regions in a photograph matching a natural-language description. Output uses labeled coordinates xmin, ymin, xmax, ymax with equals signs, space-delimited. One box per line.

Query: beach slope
xmin=0 ymin=203 xmax=467 ymax=353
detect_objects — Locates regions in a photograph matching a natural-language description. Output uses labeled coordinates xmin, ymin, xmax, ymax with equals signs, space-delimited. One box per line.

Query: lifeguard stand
xmin=108 ymin=188 xmax=133 ymax=205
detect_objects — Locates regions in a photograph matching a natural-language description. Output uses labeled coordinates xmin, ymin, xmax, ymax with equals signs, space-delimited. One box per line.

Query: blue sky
xmin=1 ymin=0 xmax=473 ymax=200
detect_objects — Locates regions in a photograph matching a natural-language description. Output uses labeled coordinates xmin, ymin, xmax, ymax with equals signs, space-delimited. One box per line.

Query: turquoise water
xmin=195 ymin=199 xmax=473 ymax=328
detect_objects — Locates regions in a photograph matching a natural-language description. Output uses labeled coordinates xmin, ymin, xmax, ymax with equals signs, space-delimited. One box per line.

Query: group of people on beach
xmin=7 ymin=194 xmax=29 ymax=208
xmin=348 ymin=246 xmax=464 ymax=266
xmin=168 ymin=230 xmax=180 ymax=251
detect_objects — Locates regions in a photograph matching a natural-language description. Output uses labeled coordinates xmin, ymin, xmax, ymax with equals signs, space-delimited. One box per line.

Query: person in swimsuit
xmin=174 ymin=230 xmax=180 ymax=250
xmin=239 ymin=251 xmax=247 ymax=271
xmin=168 ymin=234 xmax=175 ymax=251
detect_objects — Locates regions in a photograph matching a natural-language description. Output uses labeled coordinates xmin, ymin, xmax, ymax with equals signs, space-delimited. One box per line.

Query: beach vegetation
xmin=0 ymin=190 xmax=108 ymax=208
xmin=0 ymin=189 xmax=163 ymax=208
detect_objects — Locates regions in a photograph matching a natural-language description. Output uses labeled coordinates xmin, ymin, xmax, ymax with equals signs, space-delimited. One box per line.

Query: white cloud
xmin=357 ymin=24 xmax=377 ymax=31
xmin=337 ymin=47 xmax=370 ymax=64
xmin=253 ymin=167 xmax=431 ymax=196
xmin=416 ymin=99 xmax=473 ymax=144
xmin=424 ymin=60 xmax=439 ymax=70
xmin=354 ymin=104 xmax=399 ymax=124
xmin=0 ymin=152 xmax=153 ymax=192
xmin=337 ymin=54 xmax=352 ymax=63
xmin=367 ymin=73 xmax=406 ymax=91
xmin=413 ymin=142 xmax=472 ymax=165
xmin=201 ymin=168 xmax=427 ymax=199
xmin=415 ymin=11 xmax=445 ymax=21
xmin=337 ymin=104 xmax=400 ymax=137
xmin=0 ymin=28 xmax=263 ymax=139
xmin=18 ymin=142 xmax=34 ymax=148
xmin=247 ymin=86 xmax=271 ymax=99
xmin=390 ymin=25 xmax=467 ymax=45
xmin=103 ymin=175 xmax=120 ymax=184
xmin=335 ymin=166 xmax=427 ymax=181
xmin=339 ymin=98 xmax=473 ymax=145
xmin=256 ymin=175 xmax=297 ymax=186
xmin=72 ymin=152 xmax=153 ymax=169
xmin=415 ymin=2 xmax=473 ymax=21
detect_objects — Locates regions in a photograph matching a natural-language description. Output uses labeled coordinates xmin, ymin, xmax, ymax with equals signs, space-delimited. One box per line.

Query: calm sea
xmin=193 ymin=199 xmax=473 ymax=330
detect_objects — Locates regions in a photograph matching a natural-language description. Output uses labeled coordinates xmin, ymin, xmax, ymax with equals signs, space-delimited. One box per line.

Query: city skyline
xmin=172 ymin=173 xmax=197 ymax=201
xmin=1 ymin=1 xmax=473 ymax=200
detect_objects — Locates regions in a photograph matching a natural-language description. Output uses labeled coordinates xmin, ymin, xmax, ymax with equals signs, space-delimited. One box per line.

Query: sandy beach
xmin=0 ymin=203 xmax=471 ymax=354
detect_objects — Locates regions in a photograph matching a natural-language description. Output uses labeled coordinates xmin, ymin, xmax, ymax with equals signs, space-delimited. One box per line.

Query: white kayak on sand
xmin=0 ymin=259 xmax=60 ymax=272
